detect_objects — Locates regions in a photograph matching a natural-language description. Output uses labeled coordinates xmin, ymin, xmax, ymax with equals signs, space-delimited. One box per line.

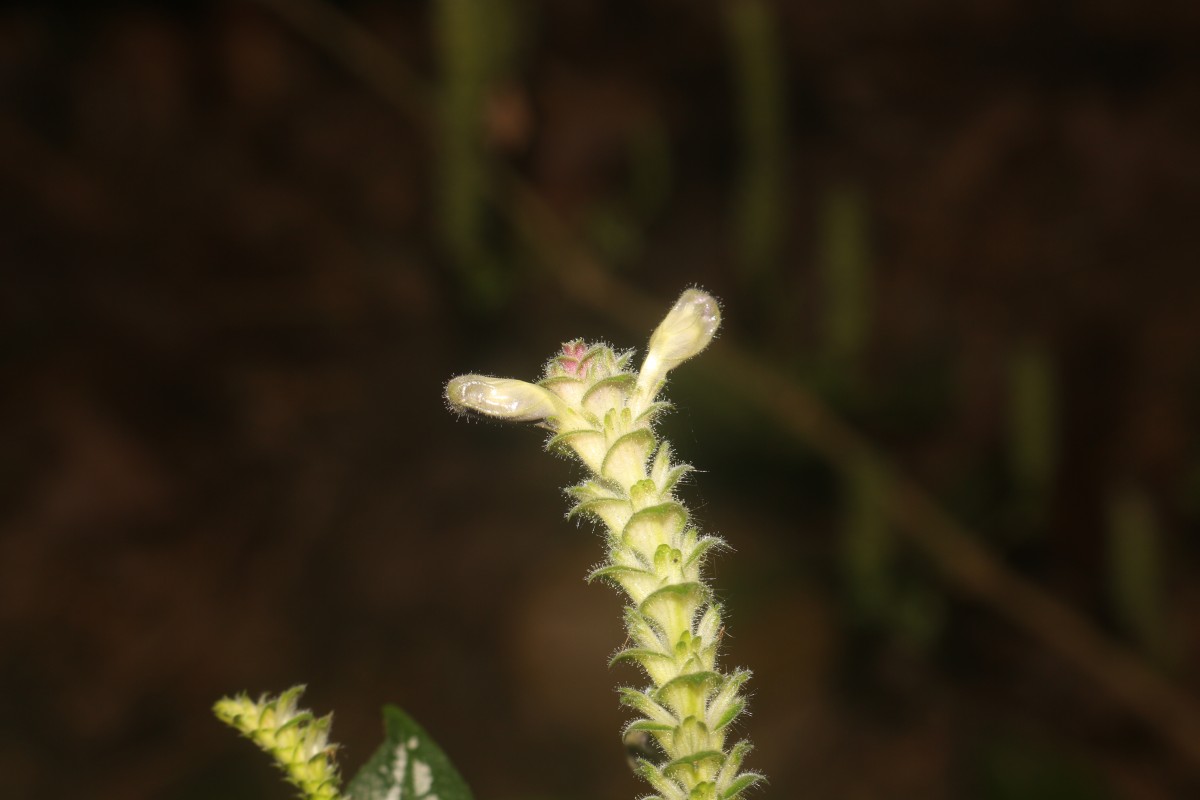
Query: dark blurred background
xmin=3 ymin=1 xmax=1200 ymax=798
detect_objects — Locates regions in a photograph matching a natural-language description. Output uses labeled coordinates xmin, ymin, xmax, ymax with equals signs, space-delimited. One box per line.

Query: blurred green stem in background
xmin=1106 ymin=485 xmax=1173 ymax=668
xmin=840 ymin=456 xmax=892 ymax=622
xmin=976 ymin=730 xmax=1112 ymax=800
xmin=435 ymin=0 xmax=519 ymax=305
xmin=818 ymin=184 xmax=872 ymax=377
xmin=725 ymin=0 xmax=787 ymax=291
xmin=584 ymin=118 xmax=673 ymax=270
xmin=626 ymin=120 xmax=673 ymax=225
xmin=841 ymin=455 xmax=945 ymax=647
xmin=1006 ymin=339 xmax=1058 ymax=538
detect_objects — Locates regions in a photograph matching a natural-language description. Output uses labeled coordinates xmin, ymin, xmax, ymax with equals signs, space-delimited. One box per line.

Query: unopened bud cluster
xmin=447 ymin=289 xmax=761 ymax=800
xmin=214 ymin=685 xmax=345 ymax=800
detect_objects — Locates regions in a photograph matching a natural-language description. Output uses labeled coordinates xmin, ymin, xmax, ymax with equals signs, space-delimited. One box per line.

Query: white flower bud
xmin=635 ymin=289 xmax=721 ymax=403
xmin=445 ymin=375 xmax=565 ymax=422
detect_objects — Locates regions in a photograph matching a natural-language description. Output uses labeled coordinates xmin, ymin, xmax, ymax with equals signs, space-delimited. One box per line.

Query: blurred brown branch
xmin=247 ymin=0 xmax=1200 ymax=773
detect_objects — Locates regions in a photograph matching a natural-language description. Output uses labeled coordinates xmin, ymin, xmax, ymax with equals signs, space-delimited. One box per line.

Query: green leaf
xmin=346 ymin=706 xmax=473 ymax=800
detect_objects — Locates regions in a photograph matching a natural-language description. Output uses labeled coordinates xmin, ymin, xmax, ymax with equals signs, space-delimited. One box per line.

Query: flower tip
xmin=647 ymin=288 xmax=722 ymax=369
xmin=446 ymin=374 xmax=562 ymax=422
xmin=675 ymin=287 xmax=721 ymax=340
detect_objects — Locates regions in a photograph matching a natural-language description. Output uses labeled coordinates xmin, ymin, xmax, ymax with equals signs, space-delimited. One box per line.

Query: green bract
xmin=447 ymin=289 xmax=762 ymax=800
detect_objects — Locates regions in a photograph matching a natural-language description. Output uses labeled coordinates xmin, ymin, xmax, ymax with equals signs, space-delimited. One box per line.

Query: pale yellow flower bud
xmin=446 ymin=375 xmax=566 ymax=423
xmin=635 ymin=289 xmax=721 ymax=405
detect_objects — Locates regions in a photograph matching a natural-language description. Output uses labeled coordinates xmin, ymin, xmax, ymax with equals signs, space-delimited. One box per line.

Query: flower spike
xmin=447 ymin=289 xmax=758 ymax=799
xmin=213 ymin=686 xmax=345 ymax=800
